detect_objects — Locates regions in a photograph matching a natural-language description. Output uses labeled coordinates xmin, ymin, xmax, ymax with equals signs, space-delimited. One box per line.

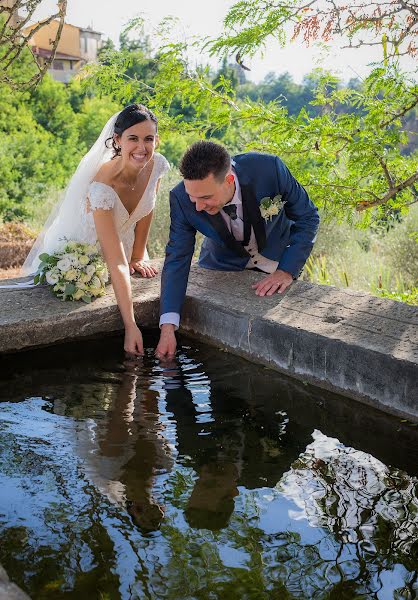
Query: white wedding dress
xmin=14 ymin=109 xmax=170 ymax=280
xmin=21 ymin=152 xmax=170 ymax=275
xmin=86 ymin=152 xmax=169 ymax=262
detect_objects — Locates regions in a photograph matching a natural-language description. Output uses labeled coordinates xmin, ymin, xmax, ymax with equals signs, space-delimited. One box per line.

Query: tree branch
xmin=380 ymin=94 xmax=418 ymax=128
xmin=0 ymin=0 xmax=67 ymax=88
xmin=356 ymin=171 xmax=418 ymax=210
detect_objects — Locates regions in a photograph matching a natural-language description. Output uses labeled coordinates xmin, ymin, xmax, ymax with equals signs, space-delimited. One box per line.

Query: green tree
xmin=82 ymin=37 xmax=418 ymax=220
xmin=0 ymin=83 xmax=72 ymax=220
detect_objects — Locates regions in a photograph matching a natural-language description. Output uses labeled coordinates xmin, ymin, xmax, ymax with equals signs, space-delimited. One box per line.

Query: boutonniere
xmin=259 ymin=194 xmax=285 ymax=221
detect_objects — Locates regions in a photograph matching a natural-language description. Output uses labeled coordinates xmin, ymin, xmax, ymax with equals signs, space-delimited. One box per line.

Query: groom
xmin=156 ymin=141 xmax=320 ymax=357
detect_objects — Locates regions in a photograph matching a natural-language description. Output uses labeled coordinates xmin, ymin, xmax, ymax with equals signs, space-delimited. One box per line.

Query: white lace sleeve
xmin=88 ymin=182 xmax=117 ymax=211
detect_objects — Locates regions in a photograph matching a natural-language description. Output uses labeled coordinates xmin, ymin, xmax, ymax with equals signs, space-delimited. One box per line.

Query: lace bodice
xmin=85 ymin=153 xmax=170 ymax=261
xmin=22 ymin=152 xmax=170 ymax=275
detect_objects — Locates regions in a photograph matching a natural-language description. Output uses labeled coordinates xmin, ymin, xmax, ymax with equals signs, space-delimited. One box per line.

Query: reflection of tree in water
xmin=284 ymin=431 xmax=418 ymax=554
xmin=267 ymin=430 xmax=418 ymax=598
xmin=1 ymin=341 xmax=418 ymax=599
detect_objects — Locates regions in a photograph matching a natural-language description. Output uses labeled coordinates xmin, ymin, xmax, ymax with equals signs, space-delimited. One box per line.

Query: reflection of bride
xmin=22 ymin=104 xmax=170 ymax=355
xmin=75 ymin=361 xmax=173 ymax=533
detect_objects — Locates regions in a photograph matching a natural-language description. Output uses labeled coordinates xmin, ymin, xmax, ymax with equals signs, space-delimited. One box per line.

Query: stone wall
xmin=0 ymin=565 xmax=30 ymax=600
xmin=1 ymin=261 xmax=417 ymax=420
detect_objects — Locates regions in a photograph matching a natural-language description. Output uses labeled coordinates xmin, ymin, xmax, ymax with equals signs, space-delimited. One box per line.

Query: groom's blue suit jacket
xmin=160 ymin=152 xmax=319 ymax=317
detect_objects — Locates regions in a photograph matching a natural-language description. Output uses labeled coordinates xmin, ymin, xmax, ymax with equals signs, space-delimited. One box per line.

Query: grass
xmin=301 ymin=206 xmax=418 ymax=305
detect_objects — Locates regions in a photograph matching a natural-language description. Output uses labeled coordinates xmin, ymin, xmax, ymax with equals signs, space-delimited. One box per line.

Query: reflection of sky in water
xmin=0 ymin=340 xmax=417 ymax=599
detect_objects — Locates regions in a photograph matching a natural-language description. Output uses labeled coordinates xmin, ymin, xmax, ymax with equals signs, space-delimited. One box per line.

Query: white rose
xmin=97 ymin=268 xmax=109 ymax=284
xmin=86 ymin=264 xmax=96 ymax=277
xmin=73 ymin=289 xmax=85 ymax=300
xmin=80 ymin=273 xmax=92 ymax=283
xmin=46 ymin=270 xmax=59 ymax=285
xmin=90 ymin=287 xmax=103 ymax=297
xmin=56 ymin=257 xmax=72 ymax=272
xmin=91 ymin=276 xmax=101 ymax=289
xmin=85 ymin=244 xmax=98 ymax=256
xmin=65 ymin=241 xmax=78 ymax=251
xmin=65 ymin=269 xmax=77 ymax=281
xmin=66 ymin=253 xmax=80 ymax=267
xmin=79 ymin=255 xmax=90 ymax=266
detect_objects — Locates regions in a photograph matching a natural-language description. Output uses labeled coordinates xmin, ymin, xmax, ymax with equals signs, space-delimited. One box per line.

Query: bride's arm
xmin=130 ymin=210 xmax=158 ymax=278
xmin=130 ymin=177 xmax=162 ymax=278
xmin=93 ymin=208 xmax=143 ymax=356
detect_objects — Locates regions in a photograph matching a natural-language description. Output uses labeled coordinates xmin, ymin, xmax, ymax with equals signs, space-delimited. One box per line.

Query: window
xmin=52 ymin=60 xmax=64 ymax=70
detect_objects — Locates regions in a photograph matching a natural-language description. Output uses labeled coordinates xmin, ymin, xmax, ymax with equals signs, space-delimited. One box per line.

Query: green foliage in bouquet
xmin=34 ymin=241 xmax=109 ymax=302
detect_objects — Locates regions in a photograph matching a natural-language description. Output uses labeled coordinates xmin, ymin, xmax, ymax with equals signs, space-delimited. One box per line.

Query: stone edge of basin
xmin=1 ymin=263 xmax=417 ymax=421
xmin=0 ymin=565 xmax=31 ymax=600
xmin=181 ymin=301 xmax=418 ymax=421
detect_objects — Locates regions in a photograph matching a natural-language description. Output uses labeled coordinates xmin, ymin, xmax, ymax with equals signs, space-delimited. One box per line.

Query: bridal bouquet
xmin=34 ymin=241 xmax=109 ymax=302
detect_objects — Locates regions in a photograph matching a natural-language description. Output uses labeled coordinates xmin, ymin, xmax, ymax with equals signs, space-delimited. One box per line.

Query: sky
xmin=31 ymin=0 xmax=415 ymax=84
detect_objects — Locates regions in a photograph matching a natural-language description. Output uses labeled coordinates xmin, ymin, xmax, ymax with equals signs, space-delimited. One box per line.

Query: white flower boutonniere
xmin=259 ymin=194 xmax=285 ymax=221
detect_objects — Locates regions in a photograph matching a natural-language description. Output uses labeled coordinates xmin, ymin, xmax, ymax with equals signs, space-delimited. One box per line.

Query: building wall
xmin=48 ymin=69 xmax=75 ymax=84
xmin=79 ymin=30 xmax=102 ymax=62
xmin=26 ymin=21 xmax=81 ymax=59
xmin=22 ymin=19 xmax=102 ymax=83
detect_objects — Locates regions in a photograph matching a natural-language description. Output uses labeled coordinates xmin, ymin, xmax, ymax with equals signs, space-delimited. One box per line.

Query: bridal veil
xmin=21 ymin=111 xmax=120 ymax=275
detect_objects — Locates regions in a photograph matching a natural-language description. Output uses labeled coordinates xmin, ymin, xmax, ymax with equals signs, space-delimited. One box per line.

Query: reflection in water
xmin=71 ymin=359 xmax=173 ymax=533
xmin=0 ymin=333 xmax=417 ymax=599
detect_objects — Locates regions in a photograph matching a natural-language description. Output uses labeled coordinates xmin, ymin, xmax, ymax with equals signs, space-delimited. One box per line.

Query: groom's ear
xmin=226 ymin=173 xmax=234 ymax=184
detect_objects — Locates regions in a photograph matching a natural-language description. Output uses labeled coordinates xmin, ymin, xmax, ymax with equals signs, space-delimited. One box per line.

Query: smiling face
xmin=115 ymin=119 xmax=158 ymax=170
xmin=185 ymin=172 xmax=235 ymax=214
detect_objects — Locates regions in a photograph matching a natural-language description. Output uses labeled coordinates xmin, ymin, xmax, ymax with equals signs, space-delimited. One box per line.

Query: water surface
xmin=0 ymin=333 xmax=417 ymax=599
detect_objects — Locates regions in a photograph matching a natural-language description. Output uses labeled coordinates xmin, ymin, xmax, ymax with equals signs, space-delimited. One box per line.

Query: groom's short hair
xmin=180 ymin=141 xmax=231 ymax=182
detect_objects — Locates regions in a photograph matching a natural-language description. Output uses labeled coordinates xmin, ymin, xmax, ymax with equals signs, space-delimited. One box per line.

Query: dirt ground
xmin=0 ymin=267 xmax=21 ymax=280
xmin=0 ymin=223 xmax=36 ymax=279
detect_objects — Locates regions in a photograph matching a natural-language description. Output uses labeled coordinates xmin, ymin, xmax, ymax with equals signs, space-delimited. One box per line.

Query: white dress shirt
xmin=159 ymin=171 xmax=278 ymax=329
xmin=221 ymin=172 xmax=278 ymax=274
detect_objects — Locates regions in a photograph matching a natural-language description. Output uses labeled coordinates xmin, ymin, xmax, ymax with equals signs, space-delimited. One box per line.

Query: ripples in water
xmin=0 ymin=332 xmax=417 ymax=599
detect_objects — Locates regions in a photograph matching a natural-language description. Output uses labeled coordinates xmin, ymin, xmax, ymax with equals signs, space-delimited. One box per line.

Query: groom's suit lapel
xmin=205 ymin=212 xmax=249 ymax=258
xmin=240 ymin=183 xmax=266 ymax=251
xmin=233 ymin=159 xmax=267 ymax=251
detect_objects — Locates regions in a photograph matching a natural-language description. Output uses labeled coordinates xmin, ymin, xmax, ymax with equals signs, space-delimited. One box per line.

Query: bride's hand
xmin=129 ymin=259 xmax=158 ymax=278
xmin=124 ymin=323 xmax=144 ymax=356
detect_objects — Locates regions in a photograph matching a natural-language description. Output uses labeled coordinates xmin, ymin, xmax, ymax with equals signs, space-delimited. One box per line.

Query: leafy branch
xmin=208 ymin=0 xmax=418 ymax=62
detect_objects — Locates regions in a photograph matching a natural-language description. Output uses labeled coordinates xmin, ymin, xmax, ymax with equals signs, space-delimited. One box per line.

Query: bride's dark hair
xmin=105 ymin=103 xmax=158 ymax=157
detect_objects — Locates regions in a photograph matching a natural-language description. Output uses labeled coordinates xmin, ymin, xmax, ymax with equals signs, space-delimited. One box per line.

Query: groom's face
xmin=185 ymin=172 xmax=235 ymax=215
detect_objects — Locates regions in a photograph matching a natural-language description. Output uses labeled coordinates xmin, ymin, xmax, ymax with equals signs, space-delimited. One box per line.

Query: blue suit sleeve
xmin=160 ymin=190 xmax=196 ymax=317
xmin=274 ymin=156 xmax=320 ymax=277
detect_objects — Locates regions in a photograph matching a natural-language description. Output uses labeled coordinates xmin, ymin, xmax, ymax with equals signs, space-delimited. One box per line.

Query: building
xmin=23 ymin=20 xmax=102 ymax=84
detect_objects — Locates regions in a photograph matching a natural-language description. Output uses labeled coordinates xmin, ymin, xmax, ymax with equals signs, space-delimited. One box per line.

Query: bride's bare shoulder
xmin=92 ymin=159 xmax=119 ymax=185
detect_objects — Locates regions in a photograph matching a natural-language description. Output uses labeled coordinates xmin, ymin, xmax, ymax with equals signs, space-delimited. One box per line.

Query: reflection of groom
xmin=156 ymin=141 xmax=320 ymax=357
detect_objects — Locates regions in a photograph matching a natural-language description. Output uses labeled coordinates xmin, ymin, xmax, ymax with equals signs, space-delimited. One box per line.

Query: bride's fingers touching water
xmin=124 ymin=324 xmax=144 ymax=356
xmin=130 ymin=259 xmax=158 ymax=278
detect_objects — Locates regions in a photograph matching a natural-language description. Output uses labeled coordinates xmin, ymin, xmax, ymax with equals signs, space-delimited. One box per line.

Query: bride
xmin=22 ymin=103 xmax=170 ymax=356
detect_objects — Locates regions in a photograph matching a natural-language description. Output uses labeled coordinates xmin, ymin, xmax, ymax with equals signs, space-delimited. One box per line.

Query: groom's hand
xmin=156 ymin=324 xmax=177 ymax=359
xmin=251 ymin=269 xmax=293 ymax=296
